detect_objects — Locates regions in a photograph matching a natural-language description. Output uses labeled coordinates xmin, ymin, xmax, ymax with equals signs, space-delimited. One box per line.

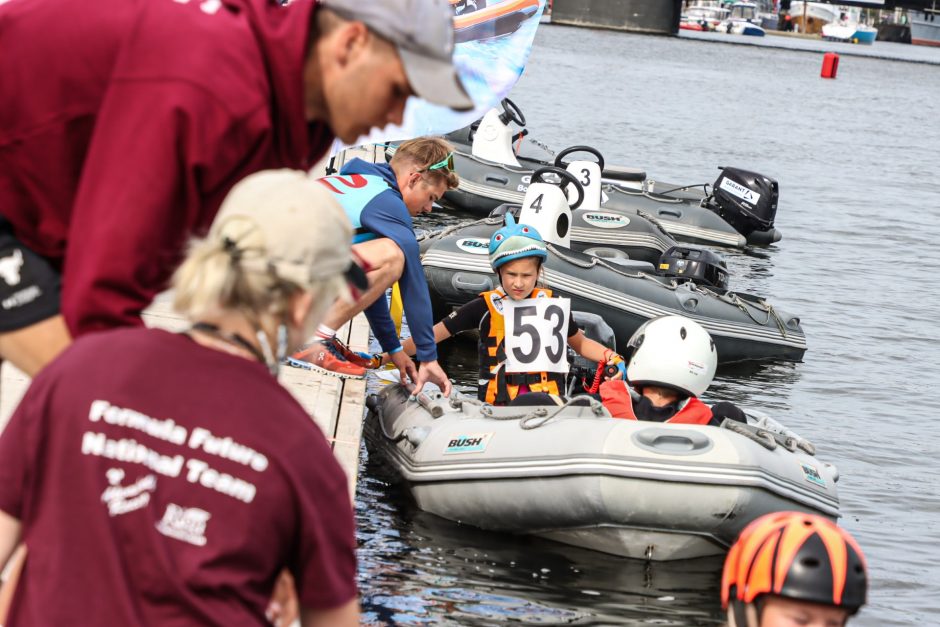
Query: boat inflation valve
xmin=520 ymin=166 xmax=584 ymax=249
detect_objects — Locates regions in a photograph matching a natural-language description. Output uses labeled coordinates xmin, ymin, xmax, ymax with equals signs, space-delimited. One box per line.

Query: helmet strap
xmin=727 ymin=601 xmax=760 ymax=627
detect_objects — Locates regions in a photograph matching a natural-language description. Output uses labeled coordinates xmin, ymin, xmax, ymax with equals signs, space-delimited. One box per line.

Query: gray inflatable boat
xmin=415 ymin=100 xmax=783 ymax=248
xmin=420 ymin=219 xmax=806 ymax=363
xmin=365 ymin=384 xmax=840 ymax=560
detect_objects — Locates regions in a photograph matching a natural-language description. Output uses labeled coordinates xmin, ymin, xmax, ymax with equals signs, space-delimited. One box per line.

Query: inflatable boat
xmin=451 ymin=0 xmax=541 ymax=43
xmin=421 ymin=171 xmax=807 ymax=363
xmin=407 ymin=99 xmax=782 ymax=248
xmin=446 ymin=204 xmax=678 ymax=266
xmin=364 ymin=384 xmax=840 ymax=560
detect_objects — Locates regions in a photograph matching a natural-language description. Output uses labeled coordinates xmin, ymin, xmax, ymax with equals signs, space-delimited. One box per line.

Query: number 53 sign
xmin=502 ymin=297 xmax=570 ymax=374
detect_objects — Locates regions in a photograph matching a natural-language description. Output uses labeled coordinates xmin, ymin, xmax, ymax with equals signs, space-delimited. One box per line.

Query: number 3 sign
xmin=502 ymin=297 xmax=571 ymax=374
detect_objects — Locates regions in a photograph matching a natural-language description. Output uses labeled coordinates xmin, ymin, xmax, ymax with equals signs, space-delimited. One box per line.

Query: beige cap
xmin=210 ymin=169 xmax=368 ymax=294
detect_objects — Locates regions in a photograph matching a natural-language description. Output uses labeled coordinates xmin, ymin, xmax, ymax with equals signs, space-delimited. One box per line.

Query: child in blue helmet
xmin=384 ymin=215 xmax=623 ymax=405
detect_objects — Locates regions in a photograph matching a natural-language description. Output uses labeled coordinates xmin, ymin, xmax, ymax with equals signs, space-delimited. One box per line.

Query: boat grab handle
xmin=658 ymin=209 xmax=682 ymax=219
xmin=632 ymin=428 xmax=713 ymax=455
xmin=484 ymin=175 xmax=510 ymax=186
xmin=453 ymin=274 xmax=493 ymax=292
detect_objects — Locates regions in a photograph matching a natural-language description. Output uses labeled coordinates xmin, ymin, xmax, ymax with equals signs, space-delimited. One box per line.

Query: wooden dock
xmin=0 ymin=295 xmax=371 ymax=498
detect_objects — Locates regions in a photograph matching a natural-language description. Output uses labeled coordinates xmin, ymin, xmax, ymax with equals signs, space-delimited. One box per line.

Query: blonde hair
xmin=172 ymin=235 xmax=345 ymax=329
xmin=391 ymin=136 xmax=459 ymax=189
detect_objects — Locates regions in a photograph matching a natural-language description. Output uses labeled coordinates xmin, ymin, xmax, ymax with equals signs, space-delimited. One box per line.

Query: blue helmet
xmin=488 ymin=214 xmax=548 ymax=271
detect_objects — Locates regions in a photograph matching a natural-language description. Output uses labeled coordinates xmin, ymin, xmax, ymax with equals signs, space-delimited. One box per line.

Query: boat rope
xmin=416 ymin=216 xmax=503 ymax=245
xmin=719 ymin=419 xmax=778 ymax=451
xmin=718 ymin=291 xmax=789 ymax=337
xmin=372 ymin=402 xmax=410 ymax=444
xmin=545 ymin=243 xmax=673 ymax=285
xmin=604 ymin=182 xmax=686 ymax=204
xmin=476 ymin=394 xmax=607 ymax=429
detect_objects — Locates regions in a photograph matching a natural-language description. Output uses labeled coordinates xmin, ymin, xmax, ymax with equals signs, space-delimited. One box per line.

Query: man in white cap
xmin=0 ymin=0 xmax=472 ymax=380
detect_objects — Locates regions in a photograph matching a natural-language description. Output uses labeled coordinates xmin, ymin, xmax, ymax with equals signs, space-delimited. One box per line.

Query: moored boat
xmin=405 ymin=100 xmax=783 ymax=248
xmin=364 ymin=384 xmax=840 ymax=560
xmin=910 ymin=7 xmax=940 ymax=47
xmin=421 ymin=169 xmax=806 ymax=363
xmin=451 ymin=0 xmax=542 ymax=43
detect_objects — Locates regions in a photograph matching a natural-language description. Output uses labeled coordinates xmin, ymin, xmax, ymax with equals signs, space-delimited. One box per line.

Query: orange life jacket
xmin=599 ymin=379 xmax=714 ymax=425
xmin=478 ymin=287 xmax=566 ymax=405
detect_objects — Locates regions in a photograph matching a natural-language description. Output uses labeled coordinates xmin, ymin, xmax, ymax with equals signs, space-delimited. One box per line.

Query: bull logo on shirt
xmin=0 ymin=249 xmax=24 ymax=286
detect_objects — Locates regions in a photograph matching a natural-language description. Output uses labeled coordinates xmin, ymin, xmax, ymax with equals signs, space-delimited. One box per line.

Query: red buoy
xmin=821 ymin=52 xmax=839 ymax=79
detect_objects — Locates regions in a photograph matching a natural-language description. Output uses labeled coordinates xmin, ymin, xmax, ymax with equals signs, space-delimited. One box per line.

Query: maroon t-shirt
xmin=0 ymin=328 xmax=357 ymax=626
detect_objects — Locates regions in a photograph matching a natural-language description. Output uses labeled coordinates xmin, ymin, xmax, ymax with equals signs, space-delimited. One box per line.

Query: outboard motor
xmin=657 ymin=245 xmax=730 ymax=290
xmin=470 ymin=98 xmax=527 ymax=167
xmin=708 ymin=167 xmax=779 ymax=237
xmin=518 ymin=166 xmax=585 ymax=249
xmin=554 ymin=146 xmax=605 ymax=212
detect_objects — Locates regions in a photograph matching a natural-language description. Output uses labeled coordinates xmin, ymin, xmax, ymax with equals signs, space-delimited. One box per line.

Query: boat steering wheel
xmin=530 ymin=166 xmax=585 ymax=210
xmin=498 ymin=97 xmax=527 ymax=127
xmin=553 ymin=145 xmax=606 ymax=172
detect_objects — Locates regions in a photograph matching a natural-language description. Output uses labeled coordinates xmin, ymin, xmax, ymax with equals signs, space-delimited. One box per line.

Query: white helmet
xmin=626 ymin=315 xmax=717 ymax=398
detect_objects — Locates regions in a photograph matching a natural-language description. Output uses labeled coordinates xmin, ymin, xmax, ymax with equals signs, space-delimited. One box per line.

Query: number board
xmin=502 ymin=297 xmax=571 ymax=374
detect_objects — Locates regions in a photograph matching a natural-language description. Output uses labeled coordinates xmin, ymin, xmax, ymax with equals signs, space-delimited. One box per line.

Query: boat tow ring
xmin=553 ymin=145 xmax=605 ymax=172
xmin=530 ymin=166 xmax=585 ymax=210
xmin=498 ymin=97 xmax=527 ymax=127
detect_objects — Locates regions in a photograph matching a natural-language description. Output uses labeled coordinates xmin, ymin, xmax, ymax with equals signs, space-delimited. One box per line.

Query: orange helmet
xmin=722 ymin=512 xmax=868 ymax=616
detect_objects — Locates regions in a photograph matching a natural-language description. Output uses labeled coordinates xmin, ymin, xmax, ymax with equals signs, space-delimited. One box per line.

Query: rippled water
xmin=355 ymin=26 xmax=940 ymax=625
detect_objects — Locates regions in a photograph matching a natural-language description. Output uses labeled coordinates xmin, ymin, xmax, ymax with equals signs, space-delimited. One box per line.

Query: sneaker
xmin=321 ymin=336 xmax=381 ymax=369
xmin=287 ymin=341 xmax=366 ymax=380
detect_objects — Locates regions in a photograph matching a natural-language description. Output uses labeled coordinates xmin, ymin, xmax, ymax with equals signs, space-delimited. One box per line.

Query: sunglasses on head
xmin=419 ymin=152 xmax=455 ymax=174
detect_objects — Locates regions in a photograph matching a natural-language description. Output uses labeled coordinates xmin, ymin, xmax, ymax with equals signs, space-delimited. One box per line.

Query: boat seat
xmin=602 ymin=165 xmax=647 ymax=183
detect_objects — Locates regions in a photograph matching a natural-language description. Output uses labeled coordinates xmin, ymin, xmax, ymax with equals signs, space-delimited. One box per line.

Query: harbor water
xmin=355 ymin=25 xmax=940 ymax=625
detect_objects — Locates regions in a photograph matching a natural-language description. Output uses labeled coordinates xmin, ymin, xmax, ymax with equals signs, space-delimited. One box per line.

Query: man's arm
xmin=358 ymin=199 xmax=438 ymax=362
xmin=62 ymin=81 xmax=267 ymax=336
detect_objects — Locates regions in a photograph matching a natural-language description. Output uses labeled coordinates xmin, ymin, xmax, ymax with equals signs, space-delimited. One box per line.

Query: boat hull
xmin=366 ymin=384 xmax=840 ymax=560
xmin=453 ymin=0 xmax=541 ymax=43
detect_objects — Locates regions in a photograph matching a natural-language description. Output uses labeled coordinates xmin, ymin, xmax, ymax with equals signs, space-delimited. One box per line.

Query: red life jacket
xmin=599 ymin=379 xmax=714 ymax=425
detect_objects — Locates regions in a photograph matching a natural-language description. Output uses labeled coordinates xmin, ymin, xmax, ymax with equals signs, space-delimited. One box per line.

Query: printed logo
xmin=583 ymin=212 xmax=630 ymax=229
xmin=489 ymin=291 xmax=504 ymax=313
xmin=0 ymin=249 xmax=24 ymax=286
xmin=719 ymin=177 xmax=761 ymax=205
xmin=800 ymin=463 xmax=826 ymax=487
xmin=100 ymin=469 xmax=157 ymax=517
xmin=444 ymin=433 xmax=494 ymax=455
xmin=456 ymin=238 xmax=490 ymax=255
xmin=156 ymin=504 xmax=211 ymax=546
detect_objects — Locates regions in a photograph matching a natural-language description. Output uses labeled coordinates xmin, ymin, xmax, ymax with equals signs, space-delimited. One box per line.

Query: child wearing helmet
xmin=384 ymin=215 xmax=622 ymax=404
xmin=722 ymin=511 xmax=868 ymax=627
xmin=599 ymin=315 xmax=745 ymax=426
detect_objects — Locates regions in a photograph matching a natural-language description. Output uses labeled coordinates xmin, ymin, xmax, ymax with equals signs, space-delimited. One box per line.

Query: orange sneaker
xmin=322 ymin=336 xmax=381 ymax=369
xmin=287 ymin=341 xmax=366 ymax=380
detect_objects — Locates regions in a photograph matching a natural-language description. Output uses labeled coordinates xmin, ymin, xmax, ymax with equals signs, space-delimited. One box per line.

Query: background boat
xmin=910 ymin=7 xmax=940 ymax=46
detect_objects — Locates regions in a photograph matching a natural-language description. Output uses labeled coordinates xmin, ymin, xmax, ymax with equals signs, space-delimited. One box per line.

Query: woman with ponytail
xmin=0 ymin=170 xmax=365 ymax=626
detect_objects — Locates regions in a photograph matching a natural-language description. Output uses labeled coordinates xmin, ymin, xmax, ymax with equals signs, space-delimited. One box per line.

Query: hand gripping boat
xmin=410 ymin=99 xmax=783 ymax=248
xmin=365 ymin=384 xmax=840 ymax=560
xmin=420 ymin=169 xmax=807 ymax=363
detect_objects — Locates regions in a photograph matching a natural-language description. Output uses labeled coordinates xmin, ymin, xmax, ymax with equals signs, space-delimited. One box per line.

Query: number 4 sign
xmin=502 ymin=297 xmax=571 ymax=374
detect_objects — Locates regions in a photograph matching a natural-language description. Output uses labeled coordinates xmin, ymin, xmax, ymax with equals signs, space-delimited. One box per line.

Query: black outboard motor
xmin=657 ymin=246 xmax=730 ymax=290
xmin=707 ymin=167 xmax=779 ymax=238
